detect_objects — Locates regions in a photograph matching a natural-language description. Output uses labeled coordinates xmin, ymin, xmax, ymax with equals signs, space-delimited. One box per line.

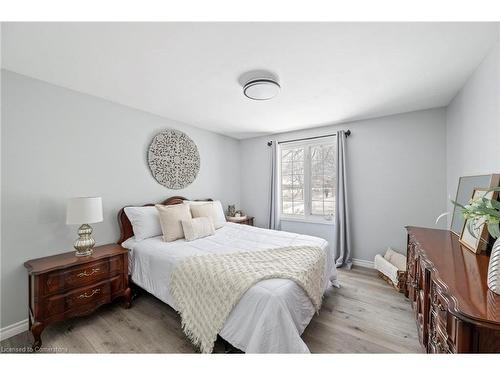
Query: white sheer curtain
xmin=334 ymin=130 xmax=352 ymax=268
xmin=268 ymin=140 xmax=281 ymax=230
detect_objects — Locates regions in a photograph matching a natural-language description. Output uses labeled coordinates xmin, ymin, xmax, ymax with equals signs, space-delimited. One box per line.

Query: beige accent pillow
xmin=155 ymin=204 xmax=192 ymax=242
xmin=189 ymin=203 xmax=223 ymax=229
xmin=183 ymin=200 xmax=227 ymax=228
xmin=181 ymin=217 xmax=215 ymax=241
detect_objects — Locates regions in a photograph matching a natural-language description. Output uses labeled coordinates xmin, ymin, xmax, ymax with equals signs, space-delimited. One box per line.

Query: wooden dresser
xmin=24 ymin=244 xmax=131 ymax=349
xmin=406 ymin=226 xmax=500 ymax=353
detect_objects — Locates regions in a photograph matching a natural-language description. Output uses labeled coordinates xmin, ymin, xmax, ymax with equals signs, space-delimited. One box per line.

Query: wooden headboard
xmin=117 ymin=196 xmax=213 ymax=245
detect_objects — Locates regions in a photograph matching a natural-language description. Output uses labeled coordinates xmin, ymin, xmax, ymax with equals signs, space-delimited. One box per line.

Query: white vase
xmin=487 ymin=237 xmax=500 ymax=295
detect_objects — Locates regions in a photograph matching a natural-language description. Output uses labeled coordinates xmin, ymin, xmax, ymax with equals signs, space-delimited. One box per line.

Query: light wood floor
xmin=1 ymin=266 xmax=421 ymax=353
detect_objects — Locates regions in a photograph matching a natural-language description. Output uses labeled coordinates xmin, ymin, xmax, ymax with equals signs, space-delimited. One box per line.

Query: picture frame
xmin=450 ymin=174 xmax=500 ymax=236
xmin=459 ymin=187 xmax=498 ymax=254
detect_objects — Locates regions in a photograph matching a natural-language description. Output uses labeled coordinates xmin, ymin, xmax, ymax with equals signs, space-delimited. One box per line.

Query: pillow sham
xmin=181 ymin=217 xmax=215 ymax=241
xmin=184 ymin=200 xmax=226 ymax=229
xmin=189 ymin=203 xmax=224 ymax=229
xmin=121 ymin=236 xmax=137 ymax=250
xmin=155 ymin=203 xmax=192 ymax=242
xmin=123 ymin=206 xmax=162 ymax=241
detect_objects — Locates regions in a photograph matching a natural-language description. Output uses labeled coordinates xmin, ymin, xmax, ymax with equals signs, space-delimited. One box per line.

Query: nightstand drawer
xmin=45 ymin=275 xmax=123 ymax=318
xmin=44 ymin=255 xmax=123 ymax=295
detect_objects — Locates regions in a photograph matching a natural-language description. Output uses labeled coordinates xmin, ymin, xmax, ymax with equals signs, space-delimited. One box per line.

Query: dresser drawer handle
xmin=77 ymin=268 xmax=100 ymax=278
xmin=77 ymin=288 xmax=100 ymax=299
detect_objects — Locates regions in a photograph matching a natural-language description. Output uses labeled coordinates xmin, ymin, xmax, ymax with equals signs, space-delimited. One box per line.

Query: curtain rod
xmin=267 ymin=129 xmax=351 ymax=146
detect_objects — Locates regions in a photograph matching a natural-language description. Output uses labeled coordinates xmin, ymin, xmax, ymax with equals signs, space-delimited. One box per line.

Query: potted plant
xmin=452 ymin=187 xmax=500 ymax=295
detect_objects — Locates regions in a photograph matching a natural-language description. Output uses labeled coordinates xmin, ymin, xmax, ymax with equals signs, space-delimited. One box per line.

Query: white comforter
xmin=122 ymin=222 xmax=338 ymax=353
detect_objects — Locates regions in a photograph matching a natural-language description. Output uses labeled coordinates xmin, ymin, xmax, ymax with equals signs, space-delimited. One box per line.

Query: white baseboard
xmin=0 ymin=319 xmax=29 ymax=341
xmin=352 ymin=258 xmax=374 ymax=269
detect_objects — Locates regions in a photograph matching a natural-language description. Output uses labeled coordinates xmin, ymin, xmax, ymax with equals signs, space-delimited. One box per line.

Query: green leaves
xmin=489 ymin=199 xmax=500 ymax=210
xmin=487 ymin=223 xmax=500 ymax=239
xmin=450 ymin=190 xmax=500 ymax=239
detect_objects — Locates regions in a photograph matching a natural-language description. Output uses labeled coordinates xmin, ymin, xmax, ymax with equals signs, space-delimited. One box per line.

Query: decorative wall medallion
xmin=148 ymin=129 xmax=200 ymax=189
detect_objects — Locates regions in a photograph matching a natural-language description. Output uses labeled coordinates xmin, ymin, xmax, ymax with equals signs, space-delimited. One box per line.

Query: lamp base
xmin=75 ymin=249 xmax=93 ymax=257
xmin=74 ymin=223 xmax=96 ymax=257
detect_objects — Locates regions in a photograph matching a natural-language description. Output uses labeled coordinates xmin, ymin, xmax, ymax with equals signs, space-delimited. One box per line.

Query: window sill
xmin=280 ymin=216 xmax=335 ymax=226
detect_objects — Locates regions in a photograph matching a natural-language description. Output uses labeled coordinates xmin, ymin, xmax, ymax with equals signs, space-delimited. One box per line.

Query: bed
xmin=117 ymin=196 xmax=338 ymax=353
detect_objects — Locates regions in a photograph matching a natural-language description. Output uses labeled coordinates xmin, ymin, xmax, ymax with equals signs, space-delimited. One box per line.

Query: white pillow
xmin=181 ymin=217 xmax=215 ymax=241
xmin=155 ymin=204 xmax=192 ymax=242
xmin=189 ymin=203 xmax=224 ymax=229
xmin=124 ymin=206 xmax=162 ymax=241
xmin=121 ymin=236 xmax=137 ymax=250
xmin=184 ymin=200 xmax=226 ymax=228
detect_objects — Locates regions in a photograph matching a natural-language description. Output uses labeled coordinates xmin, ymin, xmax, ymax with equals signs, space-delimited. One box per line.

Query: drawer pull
xmin=77 ymin=268 xmax=100 ymax=278
xmin=77 ymin=288 xmax=100 ymax=299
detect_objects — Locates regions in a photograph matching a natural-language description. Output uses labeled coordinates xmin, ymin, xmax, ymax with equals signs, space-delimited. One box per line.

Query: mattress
xmin=122 ymin=222 xmax=338 ymax=353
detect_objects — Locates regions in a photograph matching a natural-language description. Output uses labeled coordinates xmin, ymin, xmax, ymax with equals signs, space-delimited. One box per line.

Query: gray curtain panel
xmin=268 ymin=140 xmax=281 ymax=230
xmin=334 ymin=130 xmax=352 ymax=268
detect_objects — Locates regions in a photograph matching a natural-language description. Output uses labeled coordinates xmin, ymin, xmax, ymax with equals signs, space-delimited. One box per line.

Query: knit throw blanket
xmin=170 ymin=245 xmax=326 ymax=353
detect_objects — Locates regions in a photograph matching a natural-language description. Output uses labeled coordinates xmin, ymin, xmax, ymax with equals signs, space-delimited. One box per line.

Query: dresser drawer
xmin=44 ymin=275 xmax=124 ymax=318
xmin=429 ymin=279 xmax=461 ymax=351
xmin=430 ymin=282 xmax=448 ymax=325
xmin=429 ymin=311 xmax=452 ymax=352
xmin=44 ymin=255 xmax=124 ymax=295
xmin=435 ymin=326 xmax=453 ymax=353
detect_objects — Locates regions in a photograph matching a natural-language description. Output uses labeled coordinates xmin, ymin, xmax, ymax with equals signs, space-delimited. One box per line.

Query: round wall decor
xmin=148 ymin=129 xmax=200 ymax=190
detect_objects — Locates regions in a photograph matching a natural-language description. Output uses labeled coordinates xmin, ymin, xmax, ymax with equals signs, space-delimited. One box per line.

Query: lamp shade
xmin=66 ymin=197 xmax=103 ymax=225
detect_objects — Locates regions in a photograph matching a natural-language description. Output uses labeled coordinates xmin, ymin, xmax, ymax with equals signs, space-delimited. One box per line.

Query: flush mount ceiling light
xmin=243 ymin=78 xmax=281 ymax=100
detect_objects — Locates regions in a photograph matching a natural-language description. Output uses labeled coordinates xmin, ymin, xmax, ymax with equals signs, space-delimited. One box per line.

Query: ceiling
xmin=2 ymin=22 xmax=499 ymax=139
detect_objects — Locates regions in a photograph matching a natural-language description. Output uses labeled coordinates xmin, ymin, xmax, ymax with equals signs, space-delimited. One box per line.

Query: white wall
xmin=240 ymin=109 xmax=447 ymax=263
xmin=446 ymin=36 xmax=500 ymax=211
xmin=1 ymin=71 xmax=241 ymax=328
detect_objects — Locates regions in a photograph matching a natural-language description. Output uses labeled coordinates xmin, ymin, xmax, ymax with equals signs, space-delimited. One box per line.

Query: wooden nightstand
xmin=227 ymin=216 xmax=254 ymax=226
xmin=24 ymin=244 xmax=131 ymax=349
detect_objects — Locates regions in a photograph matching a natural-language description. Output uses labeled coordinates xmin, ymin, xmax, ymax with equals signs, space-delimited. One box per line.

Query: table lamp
xmin=66 ymin=197 xmax=103 ymax=257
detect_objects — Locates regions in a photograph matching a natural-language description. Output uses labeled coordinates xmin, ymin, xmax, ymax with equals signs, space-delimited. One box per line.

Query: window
xmin=280 ymin=140 xmax=336 ymax=221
